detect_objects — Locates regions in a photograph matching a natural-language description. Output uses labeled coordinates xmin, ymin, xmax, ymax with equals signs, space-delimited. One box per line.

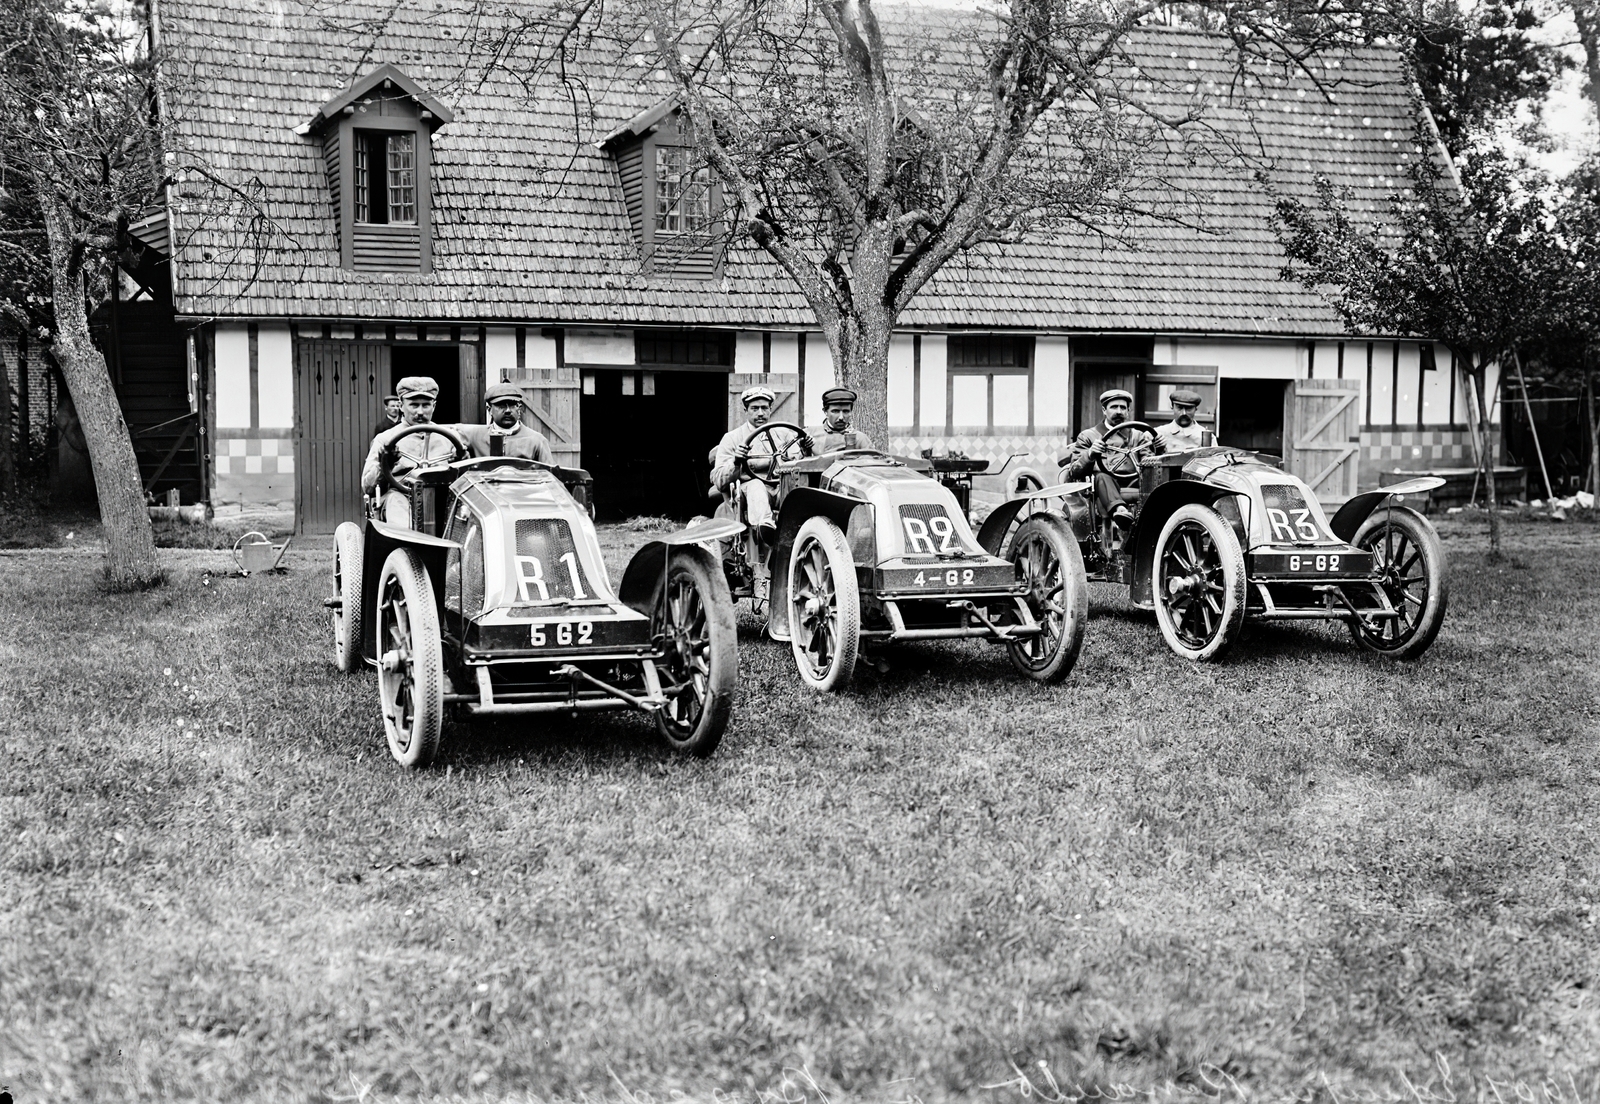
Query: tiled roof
xmin=159 ymin=1 xmax=1435 ymax=336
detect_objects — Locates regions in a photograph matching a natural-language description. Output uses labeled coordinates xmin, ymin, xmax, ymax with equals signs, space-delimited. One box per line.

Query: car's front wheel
xmin=653 ymin=549 xmax=737 ymax=756
xmin=1349 ymin=506 xmax=1448 ymax=658
xmin=1152 ymin=503 xmax=1246 ymax=662
xmin=1005 ymin=514 xmax=1088 ymax=682
xmin=376 ymin=548 xmax=444 ymax=768
xmin=331 ymin=522 xmax=364 ymax=673
xmin=787 ymin=516 xmax=860 ymax=692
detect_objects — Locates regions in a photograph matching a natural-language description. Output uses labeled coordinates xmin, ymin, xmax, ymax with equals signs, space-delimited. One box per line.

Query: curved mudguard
xmin=618 ymin=527 xmax=740 ymax=617
xmin=1328 ymin=477 xmax=1446 ymax=543
xmin=1127 ymin=479 xmax=1237 ymax=607
xmin=976 ymin=482 xmax=1093 ymax=555
xmin=767 ymin=486 xmax=865 ymax=640
xmin=361 ymin=519 xmax=460 ymax=661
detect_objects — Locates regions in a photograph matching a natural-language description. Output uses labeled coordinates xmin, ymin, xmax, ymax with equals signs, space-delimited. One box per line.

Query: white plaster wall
xmin=1175 ymin=338 xmax=1299 ymax=379
xmin=918 ymin=335 xmax=947 ymax=431
xmin=887 ymin=335 xmax=915 ymax=428
xmin=1310 ymin=341 xmax=1344 ymax=380
xmin=1367 ymin=344 xmax=1394 ymax=425
xmin=257 ymin=324 xmax=294 ymax=429
xmin=735 ymin=332 xmax=765 ymax=373
xmin=1394 ymin=343 xmax=1421 ymax=424
xmin=802 ymin=335 xmax=836 ymax=426
xmin=214 ymin=323 xmax=251 ymax=428
xmin=485 ymin=327 xmax=517 ymax=381
xmin=1034 ymin=336 xmax=1072 ymax=428
xmin=768 ymin=333 xmax=800 ymax=374
xmin=529 ymin=332 xmax=559 ymax=373
xmin=566 ymin=328 xmax=634 ymax=365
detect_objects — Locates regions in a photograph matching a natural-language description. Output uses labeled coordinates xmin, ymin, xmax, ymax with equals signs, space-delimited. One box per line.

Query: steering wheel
xmin=741 ymin=421 xmax=809 ymax=487
xmin=1096 ymin=420 xmax=1157 ymax=477
xmin=379 ymin=423 xmax=470 ymax=492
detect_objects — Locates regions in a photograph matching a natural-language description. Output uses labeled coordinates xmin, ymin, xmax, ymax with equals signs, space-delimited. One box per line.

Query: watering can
xmin=232 ymin=531 xmax=291 ymax=574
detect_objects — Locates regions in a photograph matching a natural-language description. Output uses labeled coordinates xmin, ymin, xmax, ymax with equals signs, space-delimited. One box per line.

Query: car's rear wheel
xmin=654 ymin=549 xmax=736 ymax=756
xmin=1005 ymin=514 xmax=1088 ymax=682
xmin=376 ymin=548 xmax=444 ymax=768
xmin=1349 ymin=506 xmax=1448 ymax=658
xmin=1153 ymin=503 xmax=1246 ymax=662
xmin=787 ymin=516 xmax=860 ymax=692
xmin=331 ymin=522 xmax=364 ymax=673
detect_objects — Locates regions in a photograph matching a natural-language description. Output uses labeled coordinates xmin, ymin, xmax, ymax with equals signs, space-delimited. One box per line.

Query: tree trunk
xmin=38 ymin=196 xmax=162 ymax=587
xmin=822 ymin=295 xmax=893 ymax=449
xmin=1573 ymin=0 xmax=1600 ymax=126
xmin=1587 ymin=372 xmax=1599 ymax=497
xmin=1466 ymin=354 xmax=1501 ymax=558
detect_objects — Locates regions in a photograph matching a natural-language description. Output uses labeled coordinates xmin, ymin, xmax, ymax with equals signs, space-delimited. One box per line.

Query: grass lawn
xmin=2 ymin=515 xmax=1598 ymax=1103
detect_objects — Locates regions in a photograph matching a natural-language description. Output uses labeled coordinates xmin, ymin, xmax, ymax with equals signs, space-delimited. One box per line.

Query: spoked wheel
xmin=1005 ymin=515 xmax=1088 ymax=682
xmin=375 ymin=549 xmax=444 ymax=768
xmin=653 ymin=548 xmax=737 ymax=756
xmin=1349 ymin=506 xmax=1448 ymax=658
xmin=787 ymin=516 xmax=860 ymax=691
xmin=331 ymin=522 xmax=364 ymax=673
xmin=1153 ymin=503 xmax=1246 ymax=662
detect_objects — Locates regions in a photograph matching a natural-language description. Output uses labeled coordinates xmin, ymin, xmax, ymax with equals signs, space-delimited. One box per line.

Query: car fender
xmin=975 ymin=482 xmax=1093 ymax=555
xmin=618 ymin=519 xmax=744 ymax=616
xmin=361 ymin=519 xmax=460 ymax=660
xmin=1328 ymin=477 xmax=1446 ymax=543
xmin=768 ymin=487 xmax=864 ymax=634
xmin=1128 ymin=480 xmax=1237 ymax=607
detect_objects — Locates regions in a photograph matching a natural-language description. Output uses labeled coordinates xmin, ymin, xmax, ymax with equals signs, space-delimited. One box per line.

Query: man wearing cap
xmin=361 ymin=376 xmax=460 ymax=525
xmin=1061 ymin=388 xmax=1162 ymax=530
xmin=371 ymin=394 xmax=402 ymax=441
xmin=1155 ymin=389 xmax=1214 ymax=451
xmin=805 ymin=386 xmax=873 ymax=454
xmin=450 ymin=382 xmax=554 ymax=463
xmin=711 ymin=385 xmax=791 ymax=541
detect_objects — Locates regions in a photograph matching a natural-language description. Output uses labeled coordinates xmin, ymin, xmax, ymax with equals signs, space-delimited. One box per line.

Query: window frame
xmin=333 ymin=109 xmax=433 ymax=270
xmin=944 ymin=335 xmax=1036 ymax=432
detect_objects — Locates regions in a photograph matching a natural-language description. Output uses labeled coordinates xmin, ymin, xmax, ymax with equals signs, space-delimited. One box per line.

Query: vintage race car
xmin=714 ymin=421 xmax=1088 ymax=691
xmin=327 ymin=424 xmax=740 ymax=766
xmin=977 ymin=425 xmax=1448 ymax=662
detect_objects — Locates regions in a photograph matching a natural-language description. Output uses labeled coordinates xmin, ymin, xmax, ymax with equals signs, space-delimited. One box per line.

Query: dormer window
xmin=601 ymin=100 xmax=723 ymax=279
xmin=305 ymin=64 xmax=452 ymax=273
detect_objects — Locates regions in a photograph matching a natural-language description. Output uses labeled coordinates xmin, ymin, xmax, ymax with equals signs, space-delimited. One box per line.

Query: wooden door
xmin=1075 ymin=367 xmax=1140 ymax=434
xmin=459 ymin=343 xmax=484 ymax=424
xmin=1286 ymin=378 xmax=1361 ymax=504
xmin=295 ymin=340 xmax=389 ymax=534
xmin=517 ymin=366 xmax=582 ymax=468
xmin=726 ymin=372 xmax=799 ymax=430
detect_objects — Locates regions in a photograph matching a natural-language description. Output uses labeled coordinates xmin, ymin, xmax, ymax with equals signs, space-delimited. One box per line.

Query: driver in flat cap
xmin=361 ymin=376 xmax=461 ymax=524
xmin=1061 ymin=388 xmax=1162 ymax=529
xmin=711 ymin=384 xmax=793 ymax=543
xmin=372 ymin=394 xmax=402 ymax=441
xmin=805 ymin=386 xmax=873 ymax=454
xmin=1155 ymin=388 xmax=1213 ymax=451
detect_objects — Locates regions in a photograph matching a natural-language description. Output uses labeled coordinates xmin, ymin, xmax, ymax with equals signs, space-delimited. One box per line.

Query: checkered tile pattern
xmin=1360 ymin=428 xmax=1475 ymax=465
xmin=892 ymin=433 xmax=1070 ymax=468
xmin=214 ymin=437 xmax=296 ymax=475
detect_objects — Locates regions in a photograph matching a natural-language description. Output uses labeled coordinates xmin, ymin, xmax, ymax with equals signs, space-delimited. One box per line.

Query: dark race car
xmin=328 ymin=424 xmax=740 ymax=766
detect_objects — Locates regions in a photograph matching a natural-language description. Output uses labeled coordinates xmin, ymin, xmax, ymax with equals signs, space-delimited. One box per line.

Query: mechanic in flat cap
xmin=1155 ymin=388 xmax=1214 ymax=452
xmin=362 ymin=376 xmax=462 ymax=525
xmin=1061 ymin=387 xmax=1163 ymax=533
xmin=449 ymin=381 xmax=554 ymax=463
xmin=805 ymin=386 xmax=873 ymax=454
xmin=711 ymin=384 xmax=794 ymax=543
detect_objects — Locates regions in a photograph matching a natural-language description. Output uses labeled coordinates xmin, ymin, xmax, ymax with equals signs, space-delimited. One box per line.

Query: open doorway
xmin=391 ymin=344 xmax=461 ymax=425
xmin=580 ymin=368 xmax=727 ymax=521
xmin=1218 ymin=378 xmax=1287 ymax=458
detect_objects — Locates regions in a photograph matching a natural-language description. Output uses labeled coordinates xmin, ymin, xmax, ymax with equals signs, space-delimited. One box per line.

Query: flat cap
xmin=484 ymin=381 xmax=525 ymax=404
xmin=395 ymin=376 xmax=440 ymax=399
xmin=740 ymin=385 xmax=776 ymax=407
xmin=820 ymin=386 xmax=858 ymax=405
xmin=1170 ymin=388 xmax=1202 ymax=407
xmin=1098 ymin=388 xmax=1133 ymax=406
xmin=382 ymin=394 xmax=400 ymax=403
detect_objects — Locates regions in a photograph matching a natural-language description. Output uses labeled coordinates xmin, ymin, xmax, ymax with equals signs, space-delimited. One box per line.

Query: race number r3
xmin=531 ymin=621 xmax=594 ymax=646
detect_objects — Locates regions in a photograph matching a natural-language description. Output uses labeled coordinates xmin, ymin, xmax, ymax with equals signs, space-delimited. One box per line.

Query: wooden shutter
xmin=727 ymin=373 xmax=799 ymax=431
xmin=459 ymin=342 xmax=483 ymax=423
xmin=294 ymin=339 xmax=389 ymax=534
xmin=1286 ymin=378 xmax=1361 ymax=504
xmin=517 ymin=366 xmax=582 ymax=468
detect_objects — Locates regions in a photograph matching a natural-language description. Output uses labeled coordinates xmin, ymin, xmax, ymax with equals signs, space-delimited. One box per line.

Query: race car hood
xmin=823 ymin=458 xmax=998 ymax=566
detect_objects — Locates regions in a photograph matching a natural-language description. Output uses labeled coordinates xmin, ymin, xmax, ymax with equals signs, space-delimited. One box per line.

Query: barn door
xmin=295 ymin=340 xmax=389 ymax=534
xmin=517 ymin=366 xmax=582 ymax=468
xmin=726 ymin=372 xmax=800 ymax=430
xmin=1286 ymin=378 xmax=1361 ymax=504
